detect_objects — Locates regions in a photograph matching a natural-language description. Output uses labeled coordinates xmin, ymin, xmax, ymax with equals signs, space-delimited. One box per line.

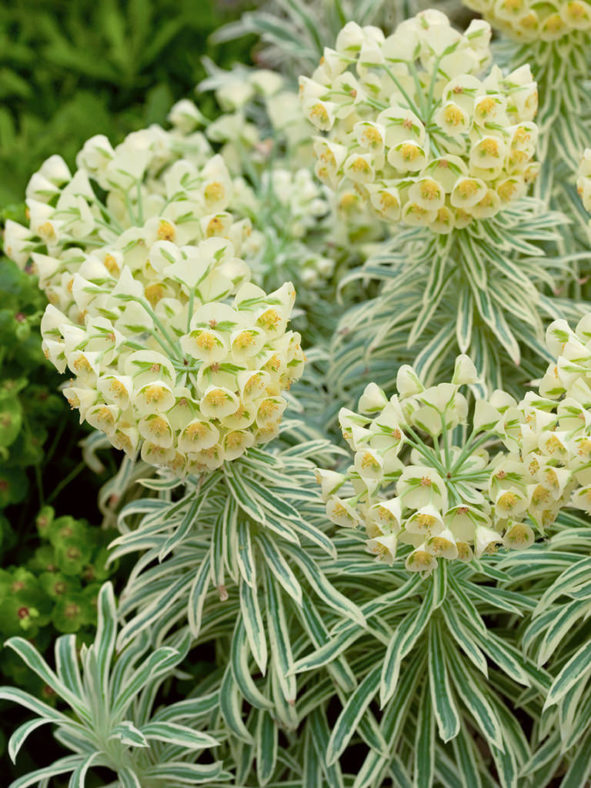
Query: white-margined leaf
xmin=9 ymin=756 xmax=85 ymax=788
xmin=141 ymin=721 xmax=219 ymax=749
xmin=231 ymin=617 xmax=272 ymax=710
xmin=256 ymin=708 xmax=278 ymax=786
xmin=265 ymin=571 xmax=296 ymax=704
xmin=445 ymin=647 xmax=504 ymax=751
xmin=239 ymin=577 xmax=268 ymax=675
xmin=257 ymin=532 xmax=302 ymax=605
xmin=326 ymin=665 xmax=381 ymax=766
xmin=109 ymin=721 xmax=148 ymax=747
xmin=4 ymin=639 xmax=90 ymax=723
xmin=220 ymin=665 xmax=253 ymax=743
xmin=380 ymin=584 xmax=434 ymax=707
xmin=429 ymin=616 xmax=460 ymax=742
xmin=142 ymin=761 xmax=230 ymax=783
xmin=414 ymin=678 xmax=435 ymax=788
xmin=545 ymin=640 xmax=591 ymax=709
xmin=8 ymin=717 xmax=53 ymax=764
xmin=188 ymin=553 xmax=212 ymax=638
xmin=283 ymin=543 xmax=365 ymax=625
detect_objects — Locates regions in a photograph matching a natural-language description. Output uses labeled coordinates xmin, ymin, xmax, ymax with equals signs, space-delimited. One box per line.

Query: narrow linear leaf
xmin=380 ymin=586 xmax=434 ymax=707
xmin=256 ymin=708 xmax=278 ymax=786
xmin=257 ymin=532 xmax=302 ymax=605
xmin=239 ymin=578 xmax=268 ymax=675
xmin=327 ymin=666 xmax=381 ymax=766
xmin=414 ymin=678 xmax=435 ymax=788
xmin=188 ymin=554 xmax=212 ymax=638
xmin=446 ymin=645 xmax=505 ymax=751
xmin=429 ymin=617 xmax=460 ymax=742
xmin=219 ymin=665 xmax=253 ymax=744
xmin=545 ymin=639 xmax=591 ymax=709
xmin=265 ymin=572 xmax=296 ymax=704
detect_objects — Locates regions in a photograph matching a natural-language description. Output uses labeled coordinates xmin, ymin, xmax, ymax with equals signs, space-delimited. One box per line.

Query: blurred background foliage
xmin=0 ymin=0 xmax=253 ymax=205
xmin=0 ymin=0 xmax=252 ymax=733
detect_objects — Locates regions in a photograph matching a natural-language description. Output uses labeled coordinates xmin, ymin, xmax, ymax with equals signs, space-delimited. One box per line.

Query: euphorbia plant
xmin=2 ymin=2 xmax=591 ymax=787
xmin=301 ymin=9 xmax=585 ymax=398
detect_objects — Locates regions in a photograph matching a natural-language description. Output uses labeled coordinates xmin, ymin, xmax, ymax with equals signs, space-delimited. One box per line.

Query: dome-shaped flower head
xmin=317 ymin=355 xmax=552 ymax=573
xmin=3 ymin=127 xmax=251 ymax=315
xmin=301 ymin=9 xmax=539 ymax=234
xmin=492 ymin=313 xmax=591 ymax=528
xmin=40 ymin=233 xmax=304 ymax=475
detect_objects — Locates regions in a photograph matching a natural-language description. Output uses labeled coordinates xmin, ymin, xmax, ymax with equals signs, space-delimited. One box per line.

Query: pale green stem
xmin=440 ymin=415 xmax=451 ymax=468
xmin=125 ymin=296 xmax=183 ymax=361
xmin=402 ymin=424 xmax=448 ymax=475
xmin=407 ymin=61 xmax=427 ymax=117
xmin=449 ymin=432 xmax=495 ymax=475
xmin=125 ymin=189 xmax=138 ymax=226
xmin=381 ymin=63 xmax=423 ymax=117
xmin=186 ymin=288 xmax=196 ymax=333
xmin=135 ymin=180 xmax=144 ymax=226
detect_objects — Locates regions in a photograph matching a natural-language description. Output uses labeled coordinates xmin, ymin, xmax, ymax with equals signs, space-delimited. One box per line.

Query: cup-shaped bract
xmin=301 ymin=9 xmax=539 ymax=234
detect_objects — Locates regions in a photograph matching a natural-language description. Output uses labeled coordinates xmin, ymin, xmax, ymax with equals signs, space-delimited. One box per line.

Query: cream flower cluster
xmin=320 ymin=320 xmax=591 ymax=572
xmin=1 ymin=96 xmax=338 ymax=312
xmin=203 ymin=68 xmax=313 ymax=175
xmin=3 ymin=125 xmax=246 ymax=306
xmin=494 ymin=394 xmax=577 ymax=532
xmin=3 ymin=127 xmax=305 ymax=474
xmin=527 ymin=315 xmax=591 ymax=516
xmin=487 ymin=314 xmax=591 ymax=528
xmin=317 ymin=356 xmax=541 ymax=572
xmin=40 ymin=235 xmax=304 ymax=474
xmin=301 ymin=9 xmax=540 ymax=234
xmin=464 ymin=0 xmax=591 ymax=42
xmin=576 ymin=148 xmax=591 ymax=238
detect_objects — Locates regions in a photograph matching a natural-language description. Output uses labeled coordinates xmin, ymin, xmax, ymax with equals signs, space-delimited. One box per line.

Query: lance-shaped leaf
xmin=414 ymin=678 xmax=435 ymax=788
xmin=140 ymin=721 xmax=219 ymax=749
xmin=380 ymin=584 xmax=434 ymax=707
xmin=326 ymin=665 xmax=381 ymax=766
xmin=429 ymin=616 xmax=460 ymax=742
xmin=545 ymin=640 xmax=591 ymax=709
xmin=239 ymin=577 xmax=268 ymax=675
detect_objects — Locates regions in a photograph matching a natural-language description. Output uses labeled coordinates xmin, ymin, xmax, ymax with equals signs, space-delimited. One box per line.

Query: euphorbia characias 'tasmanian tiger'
xmin=40 ymin=241 xmax=303 ymax=473
xmin=319 ymin=326 xmax=591 ymax=572
xmin=5 ymin=129 xmax=305 ymax=474
xmin=4 ymin=2 xmax=591 ymax=786
xmin=301 ymin=9 xmax=539 ymax=233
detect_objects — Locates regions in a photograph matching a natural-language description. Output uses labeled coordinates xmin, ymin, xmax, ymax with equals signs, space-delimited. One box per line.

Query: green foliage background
xmin=0 ymin=0 xmax=251 ymax=766
xmin=0 ymin=0 xmax=252 ymax=206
